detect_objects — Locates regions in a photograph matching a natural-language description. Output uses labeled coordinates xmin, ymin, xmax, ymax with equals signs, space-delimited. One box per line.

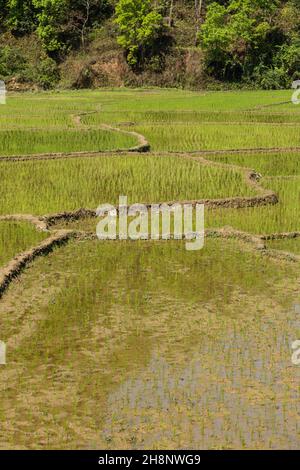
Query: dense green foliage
xmin=0 ymin=0 xmax=299 ymax=88
xmin=115 ymin=0 xmax=164 ymax=67
xmin=201 ymin=0 xmax=300 ymax=87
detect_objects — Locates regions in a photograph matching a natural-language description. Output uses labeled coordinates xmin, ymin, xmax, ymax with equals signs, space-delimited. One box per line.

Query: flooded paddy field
xmin=0 ymin=239 xmax=299 ymax=449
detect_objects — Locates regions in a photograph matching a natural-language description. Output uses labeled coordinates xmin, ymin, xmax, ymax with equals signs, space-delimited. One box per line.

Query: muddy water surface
xmin=0 ymin=239 xmax=299 ymax=449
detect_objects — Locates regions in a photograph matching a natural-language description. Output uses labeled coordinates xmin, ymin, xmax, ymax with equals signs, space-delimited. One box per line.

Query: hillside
xmin=0 ymin=1 xmax=300 ymax=91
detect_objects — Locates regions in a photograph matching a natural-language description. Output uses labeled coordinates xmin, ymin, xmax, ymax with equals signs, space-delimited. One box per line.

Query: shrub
xmin=0 ymin=46 xmax=27 ymax=78
xmin=252 ymin=65 xmax=288 ymax=89
xmin=36 ymin=56 xmax=60 ymax=89
xmin=115 ymin=0 xmax=164 ymax=68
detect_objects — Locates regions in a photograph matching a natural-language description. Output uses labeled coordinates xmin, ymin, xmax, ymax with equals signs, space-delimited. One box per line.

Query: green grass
xmin=0 ymin=221 xmax=48 ymax=267
xmin=0 ymin=155 xmax=255 ymax=215
xmin=207 ymin=177 xmax=300 ymax=235
xmin=205 ymin=152 xmax=300 ymax=176
xmin=0 ymin=129 xmax=137 ymax=156
xmin=1 ymin=89 xmax=299 ymax=256
xmin=83 ymin=110 xmax=300 ymax=126
xmin=127 ymin=123 xmax=300 ymax=152
xmin=78 ymin=89 xmax=296 ymax=112
xmin=1 ymin=89 xmax=300 ymax=154
xmin=54 ymin=174 xmax=300 ymax=237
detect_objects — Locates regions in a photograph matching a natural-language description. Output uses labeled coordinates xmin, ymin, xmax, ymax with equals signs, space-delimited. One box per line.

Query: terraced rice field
xmin=0 ymin=89 xmax=299 ymax=450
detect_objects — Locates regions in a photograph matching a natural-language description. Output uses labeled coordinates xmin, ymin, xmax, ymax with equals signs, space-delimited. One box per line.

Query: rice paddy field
xmin=0 ymin=221 xmax=48 ymax=267
xmin=0 ymin=89 xmax=299 ymax=450
xmin=0 ymin=155 xmax=255 ymax=215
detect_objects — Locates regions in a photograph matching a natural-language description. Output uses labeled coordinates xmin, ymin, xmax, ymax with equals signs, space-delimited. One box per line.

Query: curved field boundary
xmin=45 ymin=209 xmax=97 ymax=228
xmin=0 ymin=152 xmax=279 ymax=216
xmin=261 ymin=232 xmax=300 ymax=261
xmin=262 ymin=231 xmax=300 ymax=241
xmin=41 ymin=192 xmax=277 ymax=230
xmin=72 ymin=111 xmax=150 ymax=153
xmin=0 ymin=150 xmax=139 ymax=162
xmin=2 ymin=146 xmax=300 ymax=163
xmin=2 ymin=104 xmax=300 ymax=160
xmin=0 ymin=112 xmax=150 ymax=160
xmin=177 ymin=153 xmax=278 ymax=207
xmin=206 ymin=228 xmax=265 ymax=250
xmin=261 ymin=249 xmax=300 ymax=262
xmin=206 ymin=228 xmax=299 ymax=261
xmin=206 ymin=228 xmax=299 ymax=262
xmin=42 ymin=163 xmax=277 ymax=226
xmin=0 ymin=143 xmax=150 ymax=161
xmin=99 ymin=123 xmax=150 ymax=152
xmin=0 ymin=225 xmax=299 ymax=301
xmin=0 ymin=230 xmax=76 ymax=299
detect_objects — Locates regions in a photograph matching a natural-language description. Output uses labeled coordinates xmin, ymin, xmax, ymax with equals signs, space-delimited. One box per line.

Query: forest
xmin=0 ymin=0 xmax=299 ymax=90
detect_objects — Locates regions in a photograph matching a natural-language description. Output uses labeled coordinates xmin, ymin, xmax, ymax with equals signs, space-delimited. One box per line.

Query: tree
xmin=32 ymin=0 xmax=68 ymax=54
xmin=168 ymin=0 xmax=173 ymax=27
xmin=115 ymin=0 xmax=164 ymax=68
xmin=0 ymin=1 xmax=8 ymax=30
xmin=200 ymin=0 xmax=281 ymax=81
xmin=63 ymin=0 xmax=93 ymax=50
xmin=6 ymin=0 xmax=36 ymax=35
xmin=195 ymin=0 xmax=206 ymax=44
xmin=79 ymin=0 xmax=91 ymax=49
xmin=64 ymin=0 xmax=113 ymax=50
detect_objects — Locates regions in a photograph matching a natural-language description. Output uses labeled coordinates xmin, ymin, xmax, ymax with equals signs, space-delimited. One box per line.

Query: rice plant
xmin=205 ymin=152 xmax=300 ymax=177
xmin=0 ymin=239 xmax=298 ymax=449
xmin=0 ymin=221 xmax=48 ymax=267
xmin=0 ymin=155 xmax=255 ymax=215
xmin=0 ymin=129 xmax=137 ymax=156
xmin=206 ymin=177 xmax=300 ymax=235
xmin=128 ymin=123 xmax=300 ymax=152
xmin=0 ymin=88 xmax=300 ymax=450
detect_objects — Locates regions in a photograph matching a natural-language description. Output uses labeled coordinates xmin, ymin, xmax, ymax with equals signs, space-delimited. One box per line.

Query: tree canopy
xmin=0 ymin=0 xmax=299 ymax=88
